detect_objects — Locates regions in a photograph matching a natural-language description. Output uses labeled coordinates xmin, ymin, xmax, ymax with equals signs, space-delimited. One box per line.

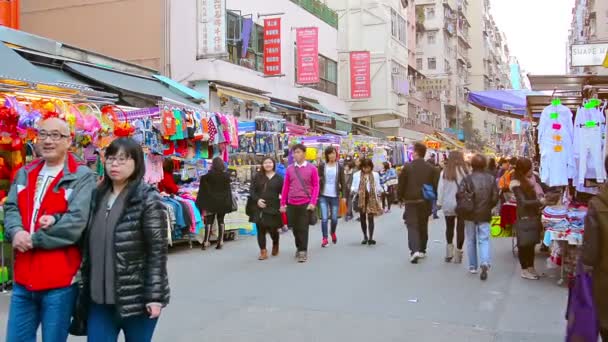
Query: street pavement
xmin=0 ymin=210 xmax=567 ymax=341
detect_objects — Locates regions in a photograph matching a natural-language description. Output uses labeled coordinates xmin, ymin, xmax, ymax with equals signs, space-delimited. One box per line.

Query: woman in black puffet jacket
xmin=196 ymin=157 xmax=234 ymax=250
xmin=249 ymin=157 xmax=284 ymax=260
xmin=80 ymin=138 xmax=170 ymax=342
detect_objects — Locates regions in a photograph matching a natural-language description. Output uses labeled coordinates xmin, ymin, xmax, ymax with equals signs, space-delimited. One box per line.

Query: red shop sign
xmin=263 ymin=18 xmax=282 ymax=75
xmin=296 ymin=27 xmax=319 ymax=84
xmin=350 ymin=51 xmax=371 ymax=99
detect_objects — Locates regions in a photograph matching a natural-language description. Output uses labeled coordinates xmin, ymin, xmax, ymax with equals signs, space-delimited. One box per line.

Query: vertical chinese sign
xmin=349 ymin=51 xmax=371 ymax=99
xmin=197 ymin=0 xmax=227 ymax=58
xmin=263 ymin=18 xmax=282 ymax=75
xmin=296 ymin=27 xmax=319 ymax=84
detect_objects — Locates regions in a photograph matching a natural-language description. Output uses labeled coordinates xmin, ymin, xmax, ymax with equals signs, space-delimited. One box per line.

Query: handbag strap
xmin=293 ymin=166 xmax=312 ymax=201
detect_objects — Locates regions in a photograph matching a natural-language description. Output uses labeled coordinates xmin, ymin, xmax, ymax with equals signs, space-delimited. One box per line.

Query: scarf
xmin=358 ymin=172 xmax=382 ymax=215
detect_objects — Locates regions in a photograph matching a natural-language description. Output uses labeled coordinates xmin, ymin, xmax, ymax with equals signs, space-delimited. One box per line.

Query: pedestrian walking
xmin=351 ymin=159 xmax=382 ymax=245
xmin=510 ymin=158 xmax=545 ymax=280
xmin=399 ymin=142 xmax=439 ymax=264
xmin=582 ymin=156 xmax=608 ymax=341
xmin=280 ymin=144 xmax=320 ymax=263
xmin=196 ymin=157 xmax=234 ymax=250
xmin=437 ymin=151 xmax=469 ymax=263
xmin=380 ymin=162 xmax=397 ymax=213
xmin=343 ymin=161 xmax=355 ymax=221
xmin=4 ymin=117 xmax=96 ymax=342
xmin=80 ymin=138 xmax=170 ymax=342
xmin=460 ymin=154 xmax=499 ymax=281
xmin=318 ymin=146 xmax=345 ymax=246
xmin=249 ymin=157 xmax=284 ymax=260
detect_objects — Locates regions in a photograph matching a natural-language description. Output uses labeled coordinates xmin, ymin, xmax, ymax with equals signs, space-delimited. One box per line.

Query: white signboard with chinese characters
xmin=197 ymin=0 xmax=227 ymax=58
xmin=571 ymin=43 xmax=608 ymax=67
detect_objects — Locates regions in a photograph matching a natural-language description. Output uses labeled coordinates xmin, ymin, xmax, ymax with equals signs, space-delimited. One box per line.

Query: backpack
xmin=455 ymin=176 xmax=475 ymax=218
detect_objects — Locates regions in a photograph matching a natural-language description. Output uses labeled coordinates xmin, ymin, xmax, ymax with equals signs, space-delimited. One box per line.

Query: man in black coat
xmin=398 ymin=142 xmax=439 ymax=264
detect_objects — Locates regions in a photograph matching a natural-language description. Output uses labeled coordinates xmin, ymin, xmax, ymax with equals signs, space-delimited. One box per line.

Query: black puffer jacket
xmin=82 ymin=181 xmax=170 ymax=318
xmin=462 ymin=171 xmax=499 ymax=222
xmin=196 ymin=171 xmax=233 ymax=214
xmin=510 ymin=179 xmax=542 ymax=219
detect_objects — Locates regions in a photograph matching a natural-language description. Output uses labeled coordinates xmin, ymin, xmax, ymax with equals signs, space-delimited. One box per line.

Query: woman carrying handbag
xmin=510 ymin=158 xmax=545 ymax=280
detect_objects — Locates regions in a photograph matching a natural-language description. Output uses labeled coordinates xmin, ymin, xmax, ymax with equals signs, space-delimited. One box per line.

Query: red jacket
xmin=4 ymin=153 xmax=96 ymax=291
xmin=158 ymin=171 xmax=179 ymax=194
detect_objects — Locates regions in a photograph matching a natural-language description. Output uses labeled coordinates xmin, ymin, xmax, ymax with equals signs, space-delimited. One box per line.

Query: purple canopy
xmin=467 ymin=90 xmax=543 ymax=116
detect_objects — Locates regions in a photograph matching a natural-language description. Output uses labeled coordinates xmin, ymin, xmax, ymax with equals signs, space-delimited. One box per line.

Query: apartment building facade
xmin=568 ymin=0 xmax=608 ymax=75
xmin=20 ymin=0 xmax=351 ymax=126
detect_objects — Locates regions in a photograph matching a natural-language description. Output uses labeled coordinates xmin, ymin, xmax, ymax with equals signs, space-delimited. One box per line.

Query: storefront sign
xmin=263 ymin=18 xmax=282 ymax=75
xmin=296 ymin=27 xmax=319 ymax=84
xmin=197 ymin=0 xmax=227 ymax=58
xmin=571 ymin=43 xmax=608 ymax=67
xmin=350 ymin=51 xmax=371 ymax=99
xmin=417 ymin=78 xmax=449 ymax=92
xmin=425 ymin=140 xmax=441 ymax=149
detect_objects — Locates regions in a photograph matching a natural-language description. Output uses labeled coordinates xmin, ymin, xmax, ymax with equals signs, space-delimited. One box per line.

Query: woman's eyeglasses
xmin=105 ymin=156 xmax=132 ymax=165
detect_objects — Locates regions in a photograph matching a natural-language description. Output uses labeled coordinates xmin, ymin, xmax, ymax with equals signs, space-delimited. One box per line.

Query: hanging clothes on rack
xmin=537 ymin=102 xmax=575 ymax=187
xmin=573 ymin=105 xmax=606 ymax=193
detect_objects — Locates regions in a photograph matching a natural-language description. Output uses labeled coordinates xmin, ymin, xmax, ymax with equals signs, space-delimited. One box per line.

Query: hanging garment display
xmin=573 ymin=106 xmax=606 ymax=192
xmin=537 ymin=103 xmax=575 ymax=187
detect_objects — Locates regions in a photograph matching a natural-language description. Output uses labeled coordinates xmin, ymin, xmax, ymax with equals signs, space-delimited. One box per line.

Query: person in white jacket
xmin=437 ymin=151 xmax=470 ymax=263
xmin=351 ymin=159 xmax=383 ymax=245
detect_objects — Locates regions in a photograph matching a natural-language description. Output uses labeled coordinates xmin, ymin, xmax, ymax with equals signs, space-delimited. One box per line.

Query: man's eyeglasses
xmin=105 ymin=156 xmax=132 ymax=165
xmin=38 ymin=131 xmax=70 ymax=141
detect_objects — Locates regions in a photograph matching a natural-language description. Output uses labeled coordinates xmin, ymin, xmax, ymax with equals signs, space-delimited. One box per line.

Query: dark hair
xmin=498 ymin=158 xmax=508 ymax=166
xmin=414 ymin=142 xmax=427 ymax=159
xmin=470 ymin=154 xmax=487 ymax=171
xmin=360 ymin=158 xmax=374 ymax=172
xmin=513 ymin=158 xmax=534 ymax=195
xmin=488 ymin=158 xmax=497 ymax=171
xmin=101 ymin=137 xmax=145 ymax=190
xmin=383 ymin=161 xmax=390 ymax=170
xmin=163 ymin=158 xmax=174 ymax=173
xmin=509 ymin=157 xmax=518 ymax=166
xmin=324 ymin=146 xmax=337 ymax=162
xmin=261 ymin=157 xmax=276 ymax=172
xmin=292 ymin=143 xmax=306 ymax=153
xmin=210 ymin=157 xmax=225 ymax=173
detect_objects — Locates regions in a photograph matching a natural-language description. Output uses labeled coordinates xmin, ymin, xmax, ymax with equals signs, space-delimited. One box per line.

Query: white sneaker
xmin=419 ymin=252 xmax=427 ymax=259
xmin=410 ymin=252 xmax=421 ymax=264
xmin=469 ymin=267 xmax=478 ymax=274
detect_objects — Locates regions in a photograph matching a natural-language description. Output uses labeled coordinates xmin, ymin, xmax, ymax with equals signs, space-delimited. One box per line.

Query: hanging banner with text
xmin=296 ymin=27 xmax=319 ymax=84
xmin=263 ymin=18 xmax=282 ymax=75
xmin=197 ymin=0 xmax=227 ymax=58
xmin=350 ymin=51 xmax=371 ymax=99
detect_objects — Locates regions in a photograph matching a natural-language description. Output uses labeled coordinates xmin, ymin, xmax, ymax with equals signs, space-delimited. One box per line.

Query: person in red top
xmin=158 ymin=159 xmax=179 ymax=194
xmin=4 ymin=118 xmax=96 ymax=342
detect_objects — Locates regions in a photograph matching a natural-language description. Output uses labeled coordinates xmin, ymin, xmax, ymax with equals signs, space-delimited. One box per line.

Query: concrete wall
xmin=168 ymin=0 xmax=349 ymax=115
xmin=20 ymin=0 xmax=164 ymax=70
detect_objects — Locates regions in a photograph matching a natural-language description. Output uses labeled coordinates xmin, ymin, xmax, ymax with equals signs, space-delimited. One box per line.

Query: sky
xmin=490 ymin=0 xmax=575 ymax=75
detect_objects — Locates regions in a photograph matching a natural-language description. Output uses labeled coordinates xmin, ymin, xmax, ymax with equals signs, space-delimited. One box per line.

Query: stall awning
xmin=271 ymin=101 xmax=305 ymax=112
xmin=153 ymin=75 xmax=205 ymax=101
xmin=351 ymin=121 xmax=387 ymax=139
xmin=467 ymin=90 xmax=543 ymax=117
xmin=304 ymin=101 xmax=351 ymax=124
xmin=0 ymin=43 xmax=56 ymax=85
xmin=216 ymin=84 xmax=270 ymax=105
xmin=64 ymin=62 xmax=201 ymax=107
xmin=305 ymin=110 xmax=333 ymax=124
xmin=316 ymin=125 xmax=348 ymax=136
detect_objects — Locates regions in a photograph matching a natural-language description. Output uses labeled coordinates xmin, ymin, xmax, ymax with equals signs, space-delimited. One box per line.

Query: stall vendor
xmin=158 ymin=158 xmax=179 ymax=194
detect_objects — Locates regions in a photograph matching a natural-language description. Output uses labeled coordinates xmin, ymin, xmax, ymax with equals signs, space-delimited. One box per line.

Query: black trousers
xmin=445 ymin=215 xmax=465 ymax=249
xmin=257 ymin=224 xmax=279 ymax=250
xmin=404 ymin=202 xmax=430 ymax=254
xmin=287 ymin=204 xmax=310 ymax=252
xmin=601 ymin=328 xmax=608 ymax=341
xmin=204 ymin=213 xmax=225 ymax=225
xmin=360 ymin=212 xmax=375 ymax=240
xmin=518 ymin=244 xmax=536 ymax=269
xmin=381 ymin=186 xmax=393 ymax=210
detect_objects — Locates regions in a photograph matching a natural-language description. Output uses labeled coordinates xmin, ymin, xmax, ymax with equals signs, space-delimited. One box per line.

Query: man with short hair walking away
xmin=280 ymin=144 xmax=320 ymax=263
xmin=398 ymin=142 xmax=439 ymax=264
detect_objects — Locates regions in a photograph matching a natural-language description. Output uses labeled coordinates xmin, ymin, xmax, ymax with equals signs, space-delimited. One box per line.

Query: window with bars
xmin=416 ymin=58 xmax=423 ymax=70
xmin=391 ymin=8 xmax=407 ymax=45
xmin=226 ymin=11 xmax=265 ymax=72
xmin=427 ymin=31 xmax=436 ymax=44
xmin=428 ymin=57 xmax=437 ymax=70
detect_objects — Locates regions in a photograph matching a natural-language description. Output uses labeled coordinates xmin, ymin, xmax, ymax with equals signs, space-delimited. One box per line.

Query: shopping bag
xmin=565 ymin=261 xmax=599 ymax=342
xmin=339 ymin=198 xmax=347 ymax=217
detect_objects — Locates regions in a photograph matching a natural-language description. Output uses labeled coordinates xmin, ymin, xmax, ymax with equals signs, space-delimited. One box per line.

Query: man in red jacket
xmin=4 ymin=118 xmax=96 ymax=342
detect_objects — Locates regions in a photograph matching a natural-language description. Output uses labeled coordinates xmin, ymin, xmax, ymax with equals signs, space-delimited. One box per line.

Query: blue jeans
xmin=88 ymin=303 xmax=158 ymax=342
xmin=319 ymin=195 xmax=339 ymax=238
xmin=465 ymin=221 xmax=491 ymax=270
xmin=6 ymin=283 xmax=77 ymax=342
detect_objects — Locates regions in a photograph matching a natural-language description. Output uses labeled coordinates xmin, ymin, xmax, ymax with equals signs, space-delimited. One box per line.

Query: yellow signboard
xmin=603 ymin=51 xmax=608 ymax=68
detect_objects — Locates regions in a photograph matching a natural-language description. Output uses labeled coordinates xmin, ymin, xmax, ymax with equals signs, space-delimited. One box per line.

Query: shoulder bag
xmin=293 ymin=166 xmax=318 ymax=226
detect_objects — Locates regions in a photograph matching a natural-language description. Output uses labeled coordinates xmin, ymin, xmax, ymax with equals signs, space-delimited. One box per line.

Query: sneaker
xmin=521 ymin=269 xmax=539 ymax=280
xmin=361 ymin=238 xmax=369 ymax=245
xmin=418 ymin=252 xmax=426 ymax=259
xmin=480 ymin=265 xmax=489 ymax=281
xmin=298 ymin=252 xmax=308 ymax=263
xmin=528 ymin=267 xmax=540 ymax=277
xmin=331 ymin=233 xmax=337 ymax=244
xmin=410 ymin=252 xmax=421 ymax=264
xmin=321 ymin=238 xmax=329 ymax=248
xmin=469 ymin=267 xmax=478 ymax=274
xmin=368 ymin=239 xmax=377 ymax=245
